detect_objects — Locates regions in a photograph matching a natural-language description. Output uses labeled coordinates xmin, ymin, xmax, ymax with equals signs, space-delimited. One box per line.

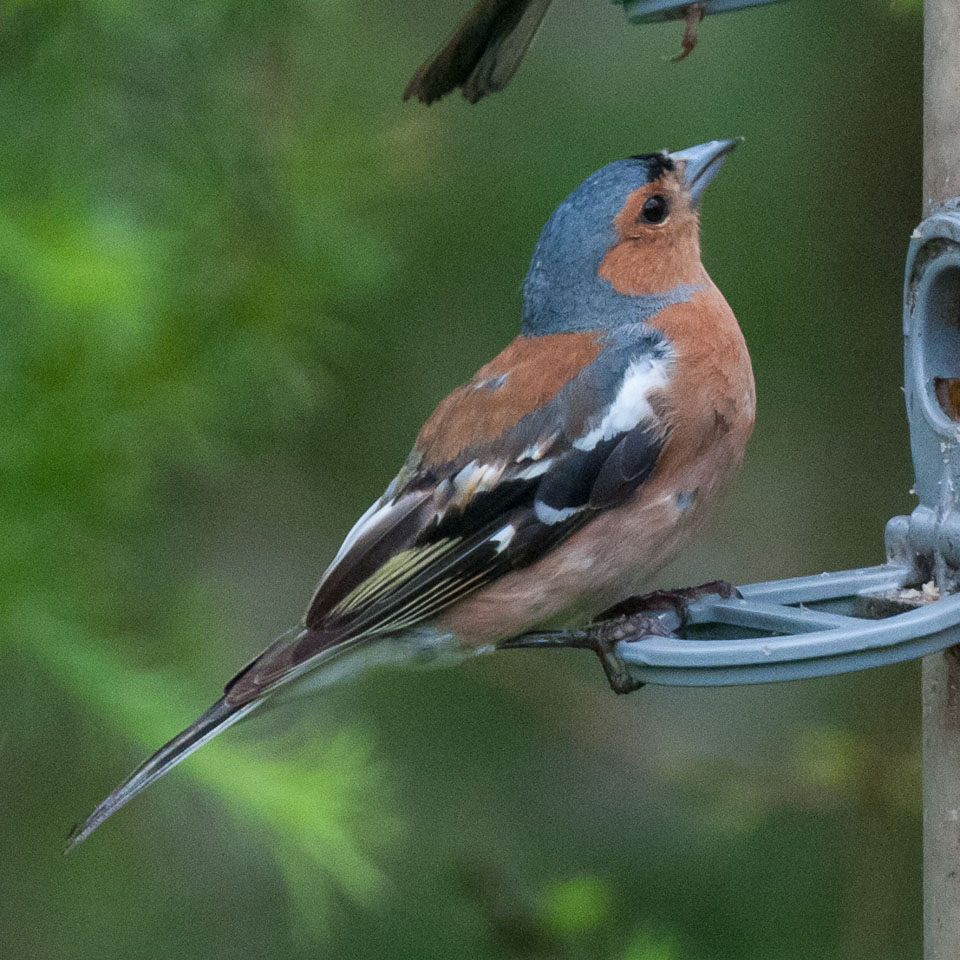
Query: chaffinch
xmin=70 ymin=138 xmax=755 ymax=846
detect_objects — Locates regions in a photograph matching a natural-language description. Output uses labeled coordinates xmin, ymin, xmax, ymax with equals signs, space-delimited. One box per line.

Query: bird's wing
xmin=66 ymin=328 xmax=673 ymax=847
xmin=403 ymin=0 xmax=554 ymax=105
xmin=224 ymin=328 xmax=673 ymax=705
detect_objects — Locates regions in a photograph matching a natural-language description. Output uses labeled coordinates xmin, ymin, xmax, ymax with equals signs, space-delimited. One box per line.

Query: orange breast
xmin=648 ymin=283 xmax=756 ymax=485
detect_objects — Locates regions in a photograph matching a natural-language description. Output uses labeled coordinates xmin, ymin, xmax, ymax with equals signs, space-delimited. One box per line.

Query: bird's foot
xmin=499 ymin=579 xmax=739 ymax=695
xmin=595 ymin=579 xmax=740 ymax=626
xmin=671 ymin=2 xmax=706 ymax=62
xmin=584 ymin=614 xmax=676 ymax=694
xmin=498 ymin=612 xmax=676 ymax=695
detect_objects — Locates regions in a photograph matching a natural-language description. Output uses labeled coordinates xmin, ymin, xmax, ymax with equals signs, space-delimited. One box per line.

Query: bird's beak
xmin=668 ymin=138 xmax=741 ymax=204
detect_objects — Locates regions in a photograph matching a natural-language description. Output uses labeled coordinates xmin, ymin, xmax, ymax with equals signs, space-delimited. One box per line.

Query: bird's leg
xmin=499 ymin=580 xmax=738 ymax=694
xmin=595 ymin=579 xmax=740 ymax=625
xmin=498 ymin=612 xmax=677 ymax=695
xmin=672 ymin=2 xmax=706 ymax=62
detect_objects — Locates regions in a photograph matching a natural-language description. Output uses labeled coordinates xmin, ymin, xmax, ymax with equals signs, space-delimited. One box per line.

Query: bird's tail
xmin=403 ymin=0 xmax=554 ymax=104
xmin=65 ymin=695 xmax=261 ymax=851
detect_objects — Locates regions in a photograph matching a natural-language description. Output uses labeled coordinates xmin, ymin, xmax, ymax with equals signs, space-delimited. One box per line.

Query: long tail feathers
xmin=65 ymin=695 xmax=261 ymax=851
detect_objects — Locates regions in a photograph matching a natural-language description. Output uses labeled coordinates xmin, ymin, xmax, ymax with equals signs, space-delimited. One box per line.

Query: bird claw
xmin=590 ymin=581 xmax=742 ymax=693
xmin=595 ymin=579 xmax=740 ymax=625
xmin=588 ymin=614 xmax=676 ymax=694
xmin=671 ymin=2 xmax=706 ymax=62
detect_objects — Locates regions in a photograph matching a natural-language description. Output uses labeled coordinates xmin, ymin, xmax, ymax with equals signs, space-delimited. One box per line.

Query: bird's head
xmin=521 ymin=139 xmax=739 ymax=336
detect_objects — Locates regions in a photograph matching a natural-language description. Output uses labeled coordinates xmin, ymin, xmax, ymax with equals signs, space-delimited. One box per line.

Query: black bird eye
xmin=639 ymin=195 xmax=670 ymax=225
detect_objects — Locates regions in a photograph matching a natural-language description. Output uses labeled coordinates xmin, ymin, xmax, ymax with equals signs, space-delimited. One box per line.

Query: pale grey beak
xmin=668 ymin=138 xmax=741 ymax=204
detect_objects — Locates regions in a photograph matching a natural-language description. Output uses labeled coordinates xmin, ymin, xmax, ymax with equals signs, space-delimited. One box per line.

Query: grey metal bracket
xmin=886 ymin=201 xmax=960 ymax=592
xmin=610 ymin=203 xmax=960 ymax=686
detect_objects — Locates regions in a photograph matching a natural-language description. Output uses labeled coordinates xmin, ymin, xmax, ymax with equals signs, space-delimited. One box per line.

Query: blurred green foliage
xmin=0 ymin=0 xmax=925 ymax=958
xmin=541 ymin=876 xmax=611 ymax=936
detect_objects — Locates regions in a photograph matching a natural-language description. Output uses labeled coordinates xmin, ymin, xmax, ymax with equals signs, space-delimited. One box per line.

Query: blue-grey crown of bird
xmin=69 ymin=139 xmax=754 ymax=849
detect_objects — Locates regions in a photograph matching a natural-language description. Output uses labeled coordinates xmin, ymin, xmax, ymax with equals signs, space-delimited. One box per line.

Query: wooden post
xmin=923 ymin=3 xmax=960 ymax=957
xmin=923 ymin=0 xmax=960 ymax=219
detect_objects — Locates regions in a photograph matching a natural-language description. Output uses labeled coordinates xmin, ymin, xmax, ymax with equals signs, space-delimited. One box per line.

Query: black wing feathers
xmin=508 ymin=424 xmax=666 ymax=564
xmin=430 ymin=477 xmax=531 ymax=540
xmin=536 ymin=436 xmax=621 ymax=515
xmin=325 ymin=421 xmax=665 ymax=635
xmin=305 ymin=491 xmax=433 ymax=629
xmin=227 ymin=419 xmax=665 ymax=705
xmin=590 ymin=423 xmax=664 ymax=509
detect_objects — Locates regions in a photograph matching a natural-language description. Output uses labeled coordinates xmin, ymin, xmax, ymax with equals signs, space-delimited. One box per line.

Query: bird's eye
xmin=638 ymin=195 xmax=670 ymax=225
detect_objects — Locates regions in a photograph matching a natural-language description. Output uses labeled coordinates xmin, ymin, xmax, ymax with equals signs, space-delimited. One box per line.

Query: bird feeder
xmin=613 ymin=0 xmax=960 ymax=955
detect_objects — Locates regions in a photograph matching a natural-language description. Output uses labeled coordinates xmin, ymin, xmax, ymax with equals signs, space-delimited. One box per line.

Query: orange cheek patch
xmin=599 ymin=182 xmax=704 ymax=296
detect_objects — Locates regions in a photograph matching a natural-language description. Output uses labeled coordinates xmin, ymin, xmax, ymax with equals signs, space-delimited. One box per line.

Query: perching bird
xmin=69 ymin=138 xmax=755 ymax=847
xmin=403 ymin=0 xmax=711 ymax=105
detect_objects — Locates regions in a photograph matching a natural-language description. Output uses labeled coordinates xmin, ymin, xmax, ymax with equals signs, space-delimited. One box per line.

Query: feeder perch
xmin=616 ymin=0 xmax=789 ymax=26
